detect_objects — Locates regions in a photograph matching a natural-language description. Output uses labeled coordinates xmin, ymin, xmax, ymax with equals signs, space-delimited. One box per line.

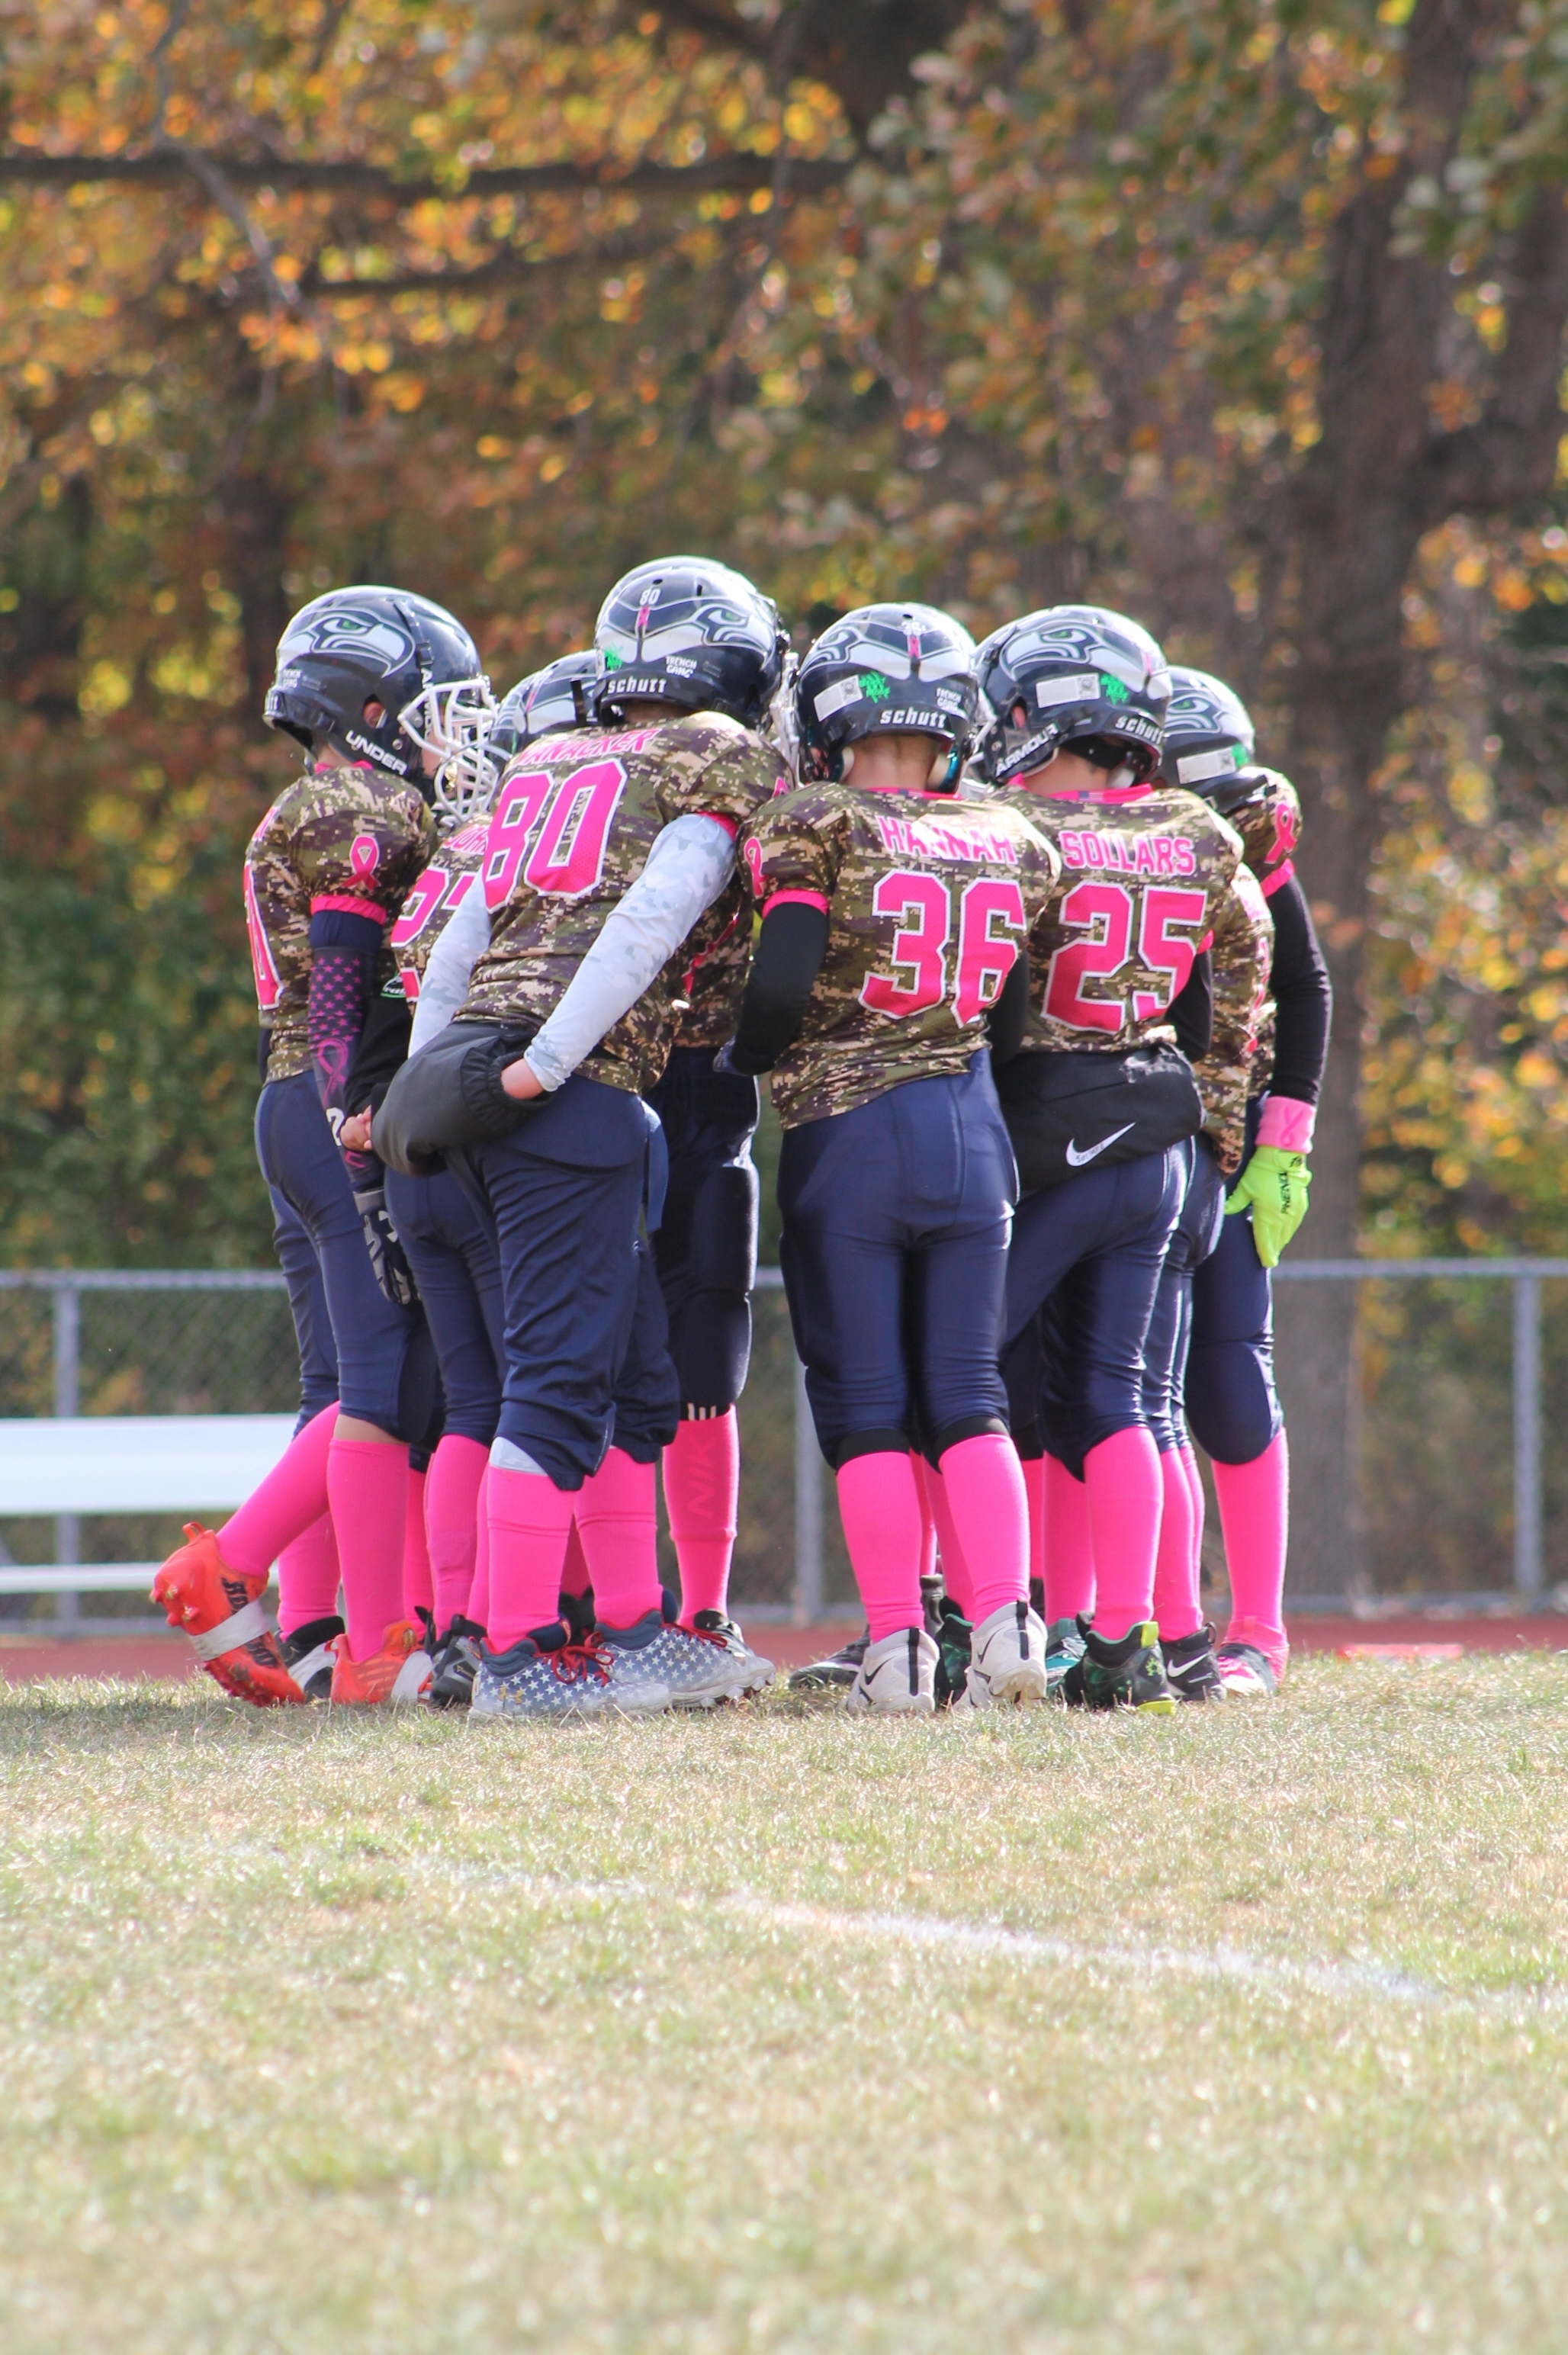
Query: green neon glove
xmin=1226 ymin=1145 xmax=1310 ymax=1269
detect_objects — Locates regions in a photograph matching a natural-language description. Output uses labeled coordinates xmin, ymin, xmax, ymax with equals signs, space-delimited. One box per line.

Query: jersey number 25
xmin=860 ymin=870 xmax=1025 ymax=1025
xmin=1044 ymin=880 xmax=1207 ymax=1033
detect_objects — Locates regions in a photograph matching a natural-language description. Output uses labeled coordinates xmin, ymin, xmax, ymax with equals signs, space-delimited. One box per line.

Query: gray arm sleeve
xmin=409 ymin=884 xmax=492 ymax=1055
xmin=524 ymin=814 xmax=737 ymax=1091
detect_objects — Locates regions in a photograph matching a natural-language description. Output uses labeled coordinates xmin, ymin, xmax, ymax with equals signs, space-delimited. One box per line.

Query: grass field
xmin=2 ymin=1659 xmax=1567 ymax=2353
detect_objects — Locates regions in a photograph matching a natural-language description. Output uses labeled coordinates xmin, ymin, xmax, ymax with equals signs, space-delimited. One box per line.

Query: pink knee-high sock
xmin=1179 ymin=1442 xmax=1206 ymax=1580
xmin=1215 ymin=1429 xmax=1290 ymax=1675
xmin=561 ymin=1519 xmax=590 ymax=1599
xmin=575 ymin=1447 xmax=662 ymax=1630
xmin=835 ymin=1451 xmax=924 ymax=1642
xmin=328 ymin=1437 xmax=411 ymax=1663
xmin=220 ymin=1402 xmax=339 ymax=1579
xmin=922 ymin=1462 xmax=974 ymax=1618
xmin=403 ymin=1464 xmax=433 ymax=1623
xmin=468 ymin=1467 xmax=492 ymax=1631
xmin=275 ymin=1513 xmax=340 ymax=1637
xmin=487 ymin=1464 xmax=576 ymax=1650
xmin=425 ymin=1435 xmax=487 ymax=1634
xmin=938 ymin=1434 xmax=1029 ymax=1627
xmin=1021 ymin=1455 xmax=1046 ymax=1602
xmin=1042 ymin=1454 xmax=1096 ymax=1626
xmin=1151 ymin=1448 xmax=1202 ymax=1640
xmin=662 ymin=1412 xmax=740 ymax=1622
xmin=911 ymin=1453 xmax=938 ymax=1586
xmin=1084 ymin=1425 xmax=1164 ymax=1640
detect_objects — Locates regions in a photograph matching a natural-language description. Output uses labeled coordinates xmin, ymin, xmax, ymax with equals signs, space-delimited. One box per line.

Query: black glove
xmin=353 ymin=1187 xmax=419 ymax=1309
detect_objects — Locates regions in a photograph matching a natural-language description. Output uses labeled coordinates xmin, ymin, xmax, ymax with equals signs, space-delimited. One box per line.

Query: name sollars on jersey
xmin=245 ymin=768 xmax=438 ymax=1079
xmin=738 ymin=782 xmax=1062 ymax=1127
xmin=461 ymin=712 xmax=785 ymax=1091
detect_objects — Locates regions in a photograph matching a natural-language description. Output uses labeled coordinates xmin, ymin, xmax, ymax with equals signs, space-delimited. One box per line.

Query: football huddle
xmin=149 ymin=556 xmax=1329 ymax=1722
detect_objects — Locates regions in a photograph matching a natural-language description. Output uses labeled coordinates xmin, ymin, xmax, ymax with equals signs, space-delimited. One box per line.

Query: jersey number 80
xmin=483 ymin=759 xmax=628 ymax=908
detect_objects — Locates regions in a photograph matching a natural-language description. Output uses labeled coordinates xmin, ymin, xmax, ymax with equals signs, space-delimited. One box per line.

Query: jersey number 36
xmin=860 ymin=870 xmax=1025 ymax=1026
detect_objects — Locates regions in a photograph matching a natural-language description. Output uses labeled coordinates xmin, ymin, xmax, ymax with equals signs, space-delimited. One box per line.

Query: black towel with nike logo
xmin=995 ymin=1042 xmax=1203 ymax=1194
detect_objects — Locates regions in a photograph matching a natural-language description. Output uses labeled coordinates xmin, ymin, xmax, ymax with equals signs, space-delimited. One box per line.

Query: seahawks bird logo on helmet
xmin=265 ymin=586 xmax=493 ymax=805
xmin=589 ymin=557 xmax=786 ymax=728
xmin=488 ymin=651 xmax=602 ymax=769
xmin=975 ymin=604 xmax=1171 ymax=786
xmin=793 ymin=602 xmax=981 ymax=785
xmin=1161 ymin=667 xmax=1259 ymax=812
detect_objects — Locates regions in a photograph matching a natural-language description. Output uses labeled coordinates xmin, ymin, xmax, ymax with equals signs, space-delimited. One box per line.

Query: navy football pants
xmin=1005 ymin=1144 xmax=1186 ymax=1478
xmin=270 ymin=1189 xmax=338 ymax=1435
xmin=1184 ymin=1107 xmax=1282 ymax=1466
xmin=472 ymin=1074 xmax=680 ymax=1488
xmin=384 ymin=1165 xmax=505 ymax=1447
xmin=256 ymin=1073 xmax=438 ymax=1443
xmin=1140 ymin=1138 xmax=1226 ymax=1455
xmin=644 ymin=1046 xmax=760 ymax=1415
xmin=778 ymin=1059 xmax=1015 ymax=1469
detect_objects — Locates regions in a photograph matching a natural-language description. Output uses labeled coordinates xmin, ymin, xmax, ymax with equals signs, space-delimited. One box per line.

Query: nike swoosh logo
xmin=1065 ymin=1123 xmax=1135 ymax=1167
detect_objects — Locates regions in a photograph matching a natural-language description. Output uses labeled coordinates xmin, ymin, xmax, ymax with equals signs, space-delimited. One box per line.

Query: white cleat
xmin=843 ymin=1627 xmax=937 ymax=1716
xmin=952 ymin=1600 xmax=1051 ymax=1713
xmin=686 ymin=1610 xmax=775 ymax=1698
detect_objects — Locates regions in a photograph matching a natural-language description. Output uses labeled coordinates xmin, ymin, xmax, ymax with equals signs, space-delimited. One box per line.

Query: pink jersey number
xmin=953 ymin=878 xmax=1027 ymax=1026
xmin=860 ymin=870 xmax=951 ymax=1017
xmin=1132 ymin=886 xmax=1207 ymax=1023
xmin=243 ymin=863 xmax=282 ymax=1012
xmin=1043 ymin=880 xmax=1133 ymax=1033
xmin=483 ymin=760 xmax=627 ymax=908
xmin=391 ymin=866 xmax=451 ymax=947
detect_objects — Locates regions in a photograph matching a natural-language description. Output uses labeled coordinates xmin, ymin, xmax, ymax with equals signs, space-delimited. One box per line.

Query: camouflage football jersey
xmin=1216 ymin=765 xmax=1302 ymax=1099
xmin=668 ymin=875 xmax=752 ymax=1051
xmin=739 ymin=782 xmax=1062 ymax=1128
xmin=999 ymin=779 xmax=1272 ymax=1169
xmin=387 ymin=818 xmax=490 ymax=1004
xmin=461 ymin=711 xmax=785 ymax=1093
xmin=245 ymin=763 xmax=438 ymax=1083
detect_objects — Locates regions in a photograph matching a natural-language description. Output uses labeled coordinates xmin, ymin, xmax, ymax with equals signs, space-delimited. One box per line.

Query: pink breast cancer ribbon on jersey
xmin=350 ymin=833 xmax=382 ymax=882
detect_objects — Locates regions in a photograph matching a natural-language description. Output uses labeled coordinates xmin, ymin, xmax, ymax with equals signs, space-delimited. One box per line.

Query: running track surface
xmin=2 ymin=1618 xmax=1566 ymax=1684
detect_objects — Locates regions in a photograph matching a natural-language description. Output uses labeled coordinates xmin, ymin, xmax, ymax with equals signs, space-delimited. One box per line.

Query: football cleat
xmin=151 ymin=1523 xmax=304 ymax=1706
xmin=1216 ymin=1641 xmax=1280 ymax=1698
xmin=1162 ymin=1623 xmax=1225 ymax=1703
xmin=685 ymin=1609 xmax=775 ymax=1698
xmin=933 ymin=1598 xmax=972 ymax=1709
xmin=428 ymin=1614 xmax=488 ymax=1711
xmin=280 ymin=1614 xmax=343 ymax=1703
xmin=328 ymin=1620 xmax=433 ymax=1707
xmin=788 ymin=1629 xmax=869 ymax=1693
xmin=471 ymin=1630 xmax=628 ymax=1722
xmin=953 ymin=1600 xmax=1050 ymax=1713
xmin=843 ymin=1627 xmax=937 ymax=1717
xmin=1043 ymin=1615 xmax=1087 ymax=1698
xmin=1062 ymin=1621 xmax=1178 ymax=1714
xmin=597 ymin=1610 xmax=748 ymax=1709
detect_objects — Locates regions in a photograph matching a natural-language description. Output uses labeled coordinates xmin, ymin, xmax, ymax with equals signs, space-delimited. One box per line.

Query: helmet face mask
xmin=1161 ymin=666 xmax=1258 ymax=805
xmin=400 ymin=677 xmax=500 ymax=824
xmin=976 ymin=604 xmax=1170 ymax=789
xmin=265 ymin=586 xmax=487 ymax=798
xmin=590 ymin=557 xmax=786 ymax=728
xmin=794 ymin=602 xmax=981 ymax=784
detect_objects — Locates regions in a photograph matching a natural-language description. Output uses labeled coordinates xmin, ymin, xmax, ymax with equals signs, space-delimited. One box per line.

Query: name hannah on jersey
xmin=1056 ymin=826 xmax=1198 ymax=878
xmin=873 ymin=811 xmax=1021 ymax=866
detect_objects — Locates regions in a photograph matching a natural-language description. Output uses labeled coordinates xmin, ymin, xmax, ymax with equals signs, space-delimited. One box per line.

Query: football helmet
xmin=976 ymin=604 xmax=1170 ymax=786
xmin=488 ymin=650 xmax=602 ymax=766
xmin=590 ymin=556 xmax=786 ymax=728
xmin=1161 ymin=666 xmax=1259 ymax=812
xmin=794 ymin=602 xmax=981 ymax=784
xmin=265 ymin=586 xmax=492 ymax=796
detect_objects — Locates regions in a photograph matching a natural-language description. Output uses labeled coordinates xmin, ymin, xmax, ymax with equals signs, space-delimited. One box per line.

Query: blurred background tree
xmin=2 ymin=0 xmax=1566 ymax=1589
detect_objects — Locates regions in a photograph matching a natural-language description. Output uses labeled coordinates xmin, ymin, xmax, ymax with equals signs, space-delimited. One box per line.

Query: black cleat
xmin=429 ymin=1614 xmax=487 ymax=1710
xmin=789 ymin=1629 xmax=869 ymax=1693
xmin=933 ymin=1598 xmax=973 ymax=1709
xmin=280 ymin=1614 xmax=343 ymax=1702
xmin=1162 ymin=1623 xmax=1224 ymax=1703
xmin=1062 ymin=1620 xmax=1178 ymax=1713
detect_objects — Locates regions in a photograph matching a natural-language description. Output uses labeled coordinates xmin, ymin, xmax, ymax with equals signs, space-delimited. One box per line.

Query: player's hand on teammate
xmin=1226 ymin=1146 xmax=1310 ymax=1268
xmin=501 ymin=1056 xmax=545 ymax=1100
xmin=339 ymin=1109 xmax=374 ymax=1153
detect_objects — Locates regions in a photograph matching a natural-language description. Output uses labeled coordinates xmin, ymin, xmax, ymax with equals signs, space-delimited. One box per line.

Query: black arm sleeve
xmin=1170 ymin=949 xmax=1213 ymax=1062
xmin=1267 ymin=875 xmax=1332 ymax=1105
xmin=986 ymin=950 xmax=1031 ymax=1067
xmin=728 ymin=903 xmax=830 ymax=1075
xmin=345 ymin=982 xmax=415 ymax=1116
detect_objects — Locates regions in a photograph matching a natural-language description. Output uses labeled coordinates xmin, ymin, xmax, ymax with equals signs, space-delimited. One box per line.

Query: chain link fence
xmin=2 ymin=1262 xmax=1564 ymax=1629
